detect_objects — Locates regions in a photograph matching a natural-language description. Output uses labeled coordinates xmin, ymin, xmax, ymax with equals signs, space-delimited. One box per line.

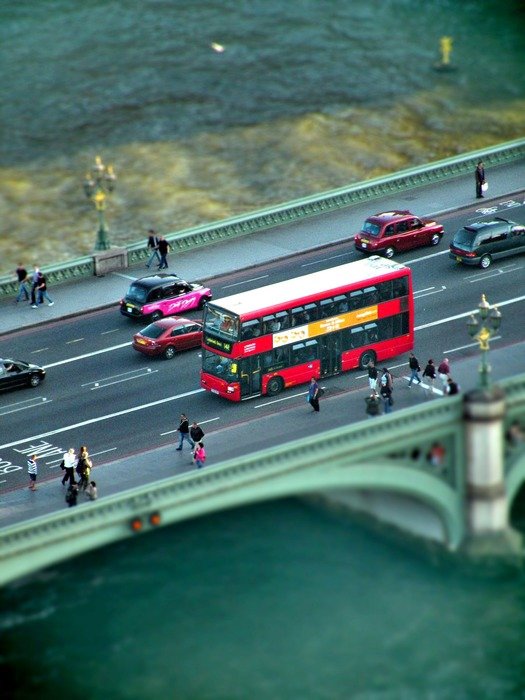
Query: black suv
xmin=449 ymin=217 xmax=525 ymax=269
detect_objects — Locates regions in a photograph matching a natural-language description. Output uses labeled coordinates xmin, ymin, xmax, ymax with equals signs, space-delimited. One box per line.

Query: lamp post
xmin=83 ymin=156 xmax=117 ymax=251
xmin=466 ymin=294 xmax=502 ymax=390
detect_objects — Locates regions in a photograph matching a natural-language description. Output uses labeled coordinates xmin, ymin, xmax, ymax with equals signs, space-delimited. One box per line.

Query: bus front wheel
xmin=266 ymin=377 xmax=284 ymax=396
xmin=359 ymin=350 xmax=376 ymax=370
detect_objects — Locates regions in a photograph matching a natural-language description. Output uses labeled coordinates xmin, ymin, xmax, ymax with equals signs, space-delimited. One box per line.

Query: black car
xmin=449 ymin=217 xmax=525 ymax=269
xmin=0 ymin=358 xmax=46 ymax=392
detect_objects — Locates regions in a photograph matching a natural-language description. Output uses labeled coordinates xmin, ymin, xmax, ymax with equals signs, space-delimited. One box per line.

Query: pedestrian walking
xmin=193 ymin=442 xmax=207 ymax=469
xmin=176 ymin=413 xmax=195 ymax=451
xmin=379 ymin=381 xmax=393 ymax=414
xmin=475 ymin=160 xmax=486 ymax=199
xmin=30 ymin=266 xmax=40 ymax=308
xmin=365 ymin=390 xmax=381 ymax=418
xmin=437 ymin=358 xmax=450 ymax=390
xmin=379 ymin=367 xmax=393 ymax=393
xmin=85 ymin=481 xmax=98 ymax=500
xmin=446 ymin=377 xmax=460 ymax=395
xmin=36 ymin=272 xmax=54 ymax=306
xmin=15 ymin=263 xmax=30 ymax=302
xmin=61 ymin=447 xmax=76 ymax=486
xmin=145 ymin=229 xmax=161 ymax=268
xmin=190 ymin=420 xmax=205 ymax=444
xmin=407 ymin=352 xmax=422 ymax=387
xmin=422 ymin=359 xmax=436 ymax=395
xmin=157 ymin=236 xmax=171 ymax=270
xmin=308 ymin=377 xmax=320 ymax=412
xmin=76 ymin=446 xmax=92 ymax=490
xmin=367 ymin=361 xmax=378 ymax=392
xmin=65 ymin=484 xmax=79 ymax=507
xmin=27 ymin=454 xmax=38 ymax=490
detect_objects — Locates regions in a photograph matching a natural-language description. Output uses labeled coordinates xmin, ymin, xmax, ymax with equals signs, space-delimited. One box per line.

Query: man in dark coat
xmin=475 ymin=161 xmax=486 ymax=199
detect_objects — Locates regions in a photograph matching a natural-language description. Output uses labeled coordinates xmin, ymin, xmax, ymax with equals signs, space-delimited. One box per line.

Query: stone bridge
xmin=1 ymin=374 xmax=524 ymax=586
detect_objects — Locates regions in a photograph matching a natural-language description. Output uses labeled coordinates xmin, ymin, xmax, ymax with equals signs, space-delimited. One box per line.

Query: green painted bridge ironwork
xmin=0 ymin=138 xmax=523 ymax=299
xmin=1 ymin=373 xmax=525 ymax=586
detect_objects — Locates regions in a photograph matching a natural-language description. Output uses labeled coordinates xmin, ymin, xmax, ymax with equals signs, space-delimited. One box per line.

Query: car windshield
xmin=139 ymin=323 xmax=165 ymax=339
xmin=362 ymin=221 xmax=381 ymax=237
xmin=202 ymin=350 xmax=239 ymax=380
xmin=125 ymin=284 xmax=148 ymax=304
xmin=453 ymin=229 xmax=476 ymax=247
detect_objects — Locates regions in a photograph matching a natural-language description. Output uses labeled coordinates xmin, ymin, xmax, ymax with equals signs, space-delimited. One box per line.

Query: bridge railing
xmin=1 ymin=138 xmax=523 ymax=299
xmin=0 ymin=396 xmax=466 ymax=585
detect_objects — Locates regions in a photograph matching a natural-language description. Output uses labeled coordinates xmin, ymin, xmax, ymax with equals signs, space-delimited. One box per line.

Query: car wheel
xmin=198 ymin=296 xmax=211 ymax=310
xmin=430 ymin=233 xmax=441 ymax=246
xmin=359 ymin=350 xmax=376 ymax=370
xmin=266 ymin=377 xmax=283 ymax=396
xmin=29 ymin=374 xmax=41 ymax=388
xmin=150 ymin=310 xmax=162 ymax=322
xmin=163 ymin=346 xmax=176 ymax=360
xmin=384 ymin=246 xmax=395 ymax=259
xmin=479 ymin=255 xmax=492 ymax=269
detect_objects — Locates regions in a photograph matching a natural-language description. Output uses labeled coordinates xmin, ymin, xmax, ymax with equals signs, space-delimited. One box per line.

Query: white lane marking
xmin=101 ymin=329 xmax=120 ymax=335
xmin=81 ymin=367 xmax=157 ymax=389
xmin=255 ymin=391 xmax=310 ymax=407
xmin=301 ymin=253 xmax=348 ymax=268
xmin=0 ymin=388 xmax=206 ymax=450
xmin=405 ymin=249 xmax=449 ymax=264
xmin=414 ymin=285 xmax=446 ymax=298
xmin=30 ymin=347 xmax=49 ymax=354
xmin=400 ymin=376 xmax=444 ymax=396
xmin=66 ymin=338 xmax=85 ymax=344
xmin=465 ymin=264 xmax=523 ymax=283
xmin=415 ymin=294 xmax=525 ymax=331
xmin=44 ymin=341 xmax=131 ymax=368
xmin=222 ymin=275 xmax=268 ymax=289
xmin=160 ymin=416 xmax=220 ymax=436
xmin=444 ymin=336 xmax=502 ymax=354
xmin=0 ymin=397 xmax=50 ymax=417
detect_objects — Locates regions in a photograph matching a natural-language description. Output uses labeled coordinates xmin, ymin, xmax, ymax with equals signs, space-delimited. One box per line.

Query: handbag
xmin=481 ymin=181 xmax=488 ymax=192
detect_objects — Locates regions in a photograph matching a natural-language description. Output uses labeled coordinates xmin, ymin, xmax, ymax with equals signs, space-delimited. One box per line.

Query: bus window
xmin=241 ymin=319 xmax=261 ymax=339
xmin=263 ymin=314 xmax=282 ymax=333
xmin=377 ymin=280 xmax=392 ymax=301
xmin=304 ymin=303 xmax=318 ymax=321
xmin=290 ymin=342 xmax=308 ymax=364
xmin=362 ymin=286 xmax=379 ymax=306
xmin=291 ymin=307 xmax=306 ymax=326
xmin=349 ymin=290 xmax=363 ymax=310
xmin=319 ymin=298 xmax=335 ymax=318
xmin=364 ymin=323 xmax=379 ymax=343
xmin=334 ymin=295 xmax=348 ymax=313
xmin=350 ymin=326 xmax=365 ymax=348
xmin=275 ymin=310 xmax=290 ymax=329
xmin=304 ymin=339 xmax=318 ymax=361
xmin=393 ymin=277 xmax=408 ymax=298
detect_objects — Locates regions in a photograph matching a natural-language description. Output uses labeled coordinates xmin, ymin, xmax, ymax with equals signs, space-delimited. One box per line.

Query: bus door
xmin=319 ymin=333 xmax=342 ymax=376
xmin=240 ymin=356 xmax=262 ymax=397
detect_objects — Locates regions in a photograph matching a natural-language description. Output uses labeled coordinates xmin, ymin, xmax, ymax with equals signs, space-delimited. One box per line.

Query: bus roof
xmin=210 ymin=256 xmax=409 ymax=317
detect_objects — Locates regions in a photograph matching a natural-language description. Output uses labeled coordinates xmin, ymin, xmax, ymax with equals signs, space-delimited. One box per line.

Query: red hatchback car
xmin=132 ymin=317 xmax=203 ymax=359
xmin=354 ymin=210 xmax=444 ymax=258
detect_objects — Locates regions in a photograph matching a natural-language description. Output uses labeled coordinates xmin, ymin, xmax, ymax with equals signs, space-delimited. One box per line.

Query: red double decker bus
xmin=201 ymin=256 xmax=414 ymax=401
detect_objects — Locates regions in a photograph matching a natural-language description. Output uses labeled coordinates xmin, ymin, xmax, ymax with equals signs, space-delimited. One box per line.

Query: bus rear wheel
xmin=266 ymin=377 xmax=284 ymax=396
xmin=359 ymin=350 xmax=376 ymax=370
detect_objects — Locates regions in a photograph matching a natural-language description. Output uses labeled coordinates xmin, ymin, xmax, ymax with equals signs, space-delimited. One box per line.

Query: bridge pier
xmin=461 ymin=387 xmax=523 ymax=571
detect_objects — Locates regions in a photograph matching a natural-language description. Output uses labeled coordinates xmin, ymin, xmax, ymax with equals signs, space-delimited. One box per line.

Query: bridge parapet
xmin=0 ymin=398 xmax=466 ymax=585
xmin=0 ymin=138 xmax=523 ymax=298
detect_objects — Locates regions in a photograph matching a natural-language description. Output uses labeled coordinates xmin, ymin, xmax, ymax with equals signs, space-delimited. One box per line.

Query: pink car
xmin=120 ymin=274 xmax=212 ymax=321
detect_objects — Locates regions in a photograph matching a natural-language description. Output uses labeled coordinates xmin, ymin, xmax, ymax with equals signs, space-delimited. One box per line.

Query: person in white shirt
xmin=61 ymin=447 xmax=76 ymax=487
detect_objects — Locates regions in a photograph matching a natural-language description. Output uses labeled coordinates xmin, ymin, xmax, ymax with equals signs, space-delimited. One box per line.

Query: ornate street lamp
xmin=83 ymin=155 xmax=117 ymax=251
xmin=467 ymin=294 xmax=502 ymax=390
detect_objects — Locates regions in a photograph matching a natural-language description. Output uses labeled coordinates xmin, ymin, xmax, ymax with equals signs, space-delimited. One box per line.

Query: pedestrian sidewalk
xmin=1 ymin=160 xmax=523 ymax=337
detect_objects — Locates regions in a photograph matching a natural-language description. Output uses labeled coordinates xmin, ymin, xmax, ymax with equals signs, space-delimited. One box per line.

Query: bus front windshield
xmin=204 ymin=306 xmax=239 ymax=341
xmin=202 ymin=350 xmax=239 ymax=381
